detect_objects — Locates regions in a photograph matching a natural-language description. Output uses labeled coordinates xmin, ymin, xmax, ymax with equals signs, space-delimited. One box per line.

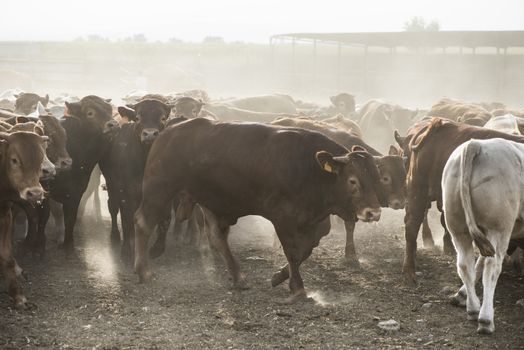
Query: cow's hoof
xmin=149 ymin=244 xmax=165 ymax=259
xmin=233 ymin=277 xmax=250 ymax=290
xmin=477 ymin=319 xmax=494 ymax=335
xmin=271 ymin=270 xmax=288 ymax=287
xmin=467 ymin=310 xmax=479 ymax=321
xmin=449 ymin=292 xmax=467 ymax=307
xmin=13 ymin=296 xmax=28 ymax=310
xmin=342 ymin=257 xmax=361 ymax=270
xmin=136 ymin=266 xmax=152 ymax=283
xmin=275 ymin=290 xmax=310 ymax=305
xmin=403 ymin=272 xmax=417 ymax=287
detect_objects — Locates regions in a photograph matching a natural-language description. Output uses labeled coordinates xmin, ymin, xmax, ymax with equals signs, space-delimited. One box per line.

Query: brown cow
xmin=320 ymin=114 xmax=363 ymax=138
xmin=14 ymin=93 xmax=49 ymax=115
xmin=400 ymin=118 xmax=524 ymax=284
xmin=271 ymin=117 xmax=406 ymax=266
xmin=329 ymin=93 xmax=356 ymax=118
xmin=0 ymin=128 xmax=51 ymax=307
xmin=172 ymin=96 xmax=205 ymax=119
xmin=134 ymin=118 xmax=383 ymax=303
xmin=428 ymin=98 xmax=492 ymax=125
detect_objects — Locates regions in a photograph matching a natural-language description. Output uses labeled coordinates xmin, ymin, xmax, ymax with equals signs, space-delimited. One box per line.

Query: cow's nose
xmin=141 ymin=128 xmax=160 ymax=142
xmin=40 ymin=162 xmax=56 ymax=179
xmin=104 ymin=120 xmax=120 ymax=133
xmin=23 ymin=187 xmax=44 ymax=204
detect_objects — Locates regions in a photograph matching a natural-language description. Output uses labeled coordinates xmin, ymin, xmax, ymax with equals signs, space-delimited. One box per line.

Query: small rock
xmin=378 ymin=319 xmax=400 ymax=332
xmin=421 ymin=302 xmax=432 ymax=310
xmin=440 ymin=286 xmax=455 ymax=295
xmin=415 ymin=271 xmax=423 ymax=277
xmin=372 ymin=316 xmax=380 ymax=321
xmin=516 ymin=299 xmax=524 ymax=307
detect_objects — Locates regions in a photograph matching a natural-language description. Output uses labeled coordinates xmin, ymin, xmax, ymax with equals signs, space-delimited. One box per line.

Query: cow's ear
xmin=198 ymin=99 xmax=206 ymax=106
xmin=316 ymin=151 xmax=343 ymax=174
xmin=65 ymin=101 xmax=81 ymax=117
xmin=118 ymin=106 xmax=137 ymax=121
xmin=15 ymin=116 xmax=29 ymax=124
xmin=388 ymin=145 xmax=400 ymax=156
xmin=43 ymin=94 xmax=49 ymax=105
xmin=162 ymin=102 xmax=173 ymax=118
xmin=394 ymin=130 xmax=405 ymax=148
xmin=351 ymin=145 xmax=366 ymax=153
xmin=329 ymin=96 xmax=336 ymax=105
xmin=33 ymin=124 xmax=44 ymax=136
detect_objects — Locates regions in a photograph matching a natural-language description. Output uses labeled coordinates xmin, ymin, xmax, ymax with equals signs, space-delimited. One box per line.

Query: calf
xmin=43 ymin=95 xmax=113 ymax=252
xmin=442 ymin=138 xmax=524 ymax=334
xmin=400 ymin=118 xmax=524 ymax=284
xmin=0 ymin=128 xmax=52 ymax=307
xmin=271 ymin=117 xmax=406 ymax=266
xmin=105 ymin=99 xmax=171 ymax=259
xmin=134 ymin=118 xmax=383 ymax=303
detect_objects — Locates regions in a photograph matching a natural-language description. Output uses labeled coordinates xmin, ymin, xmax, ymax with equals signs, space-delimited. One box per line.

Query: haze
xmin=3 ymin=0 xmax=524 ymax=43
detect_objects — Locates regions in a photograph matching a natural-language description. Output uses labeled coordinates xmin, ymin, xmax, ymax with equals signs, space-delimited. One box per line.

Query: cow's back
xmin=145 ymin=118 xmax=345 ymax=218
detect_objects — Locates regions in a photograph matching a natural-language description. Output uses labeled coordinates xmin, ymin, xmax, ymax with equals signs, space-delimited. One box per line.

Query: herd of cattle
xmin=1 ymin=89 xmax=524 ymax=335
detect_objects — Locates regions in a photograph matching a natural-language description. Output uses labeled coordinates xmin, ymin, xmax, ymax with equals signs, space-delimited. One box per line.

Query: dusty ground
xmin=1 ymin=204 xmax=524 ymax=350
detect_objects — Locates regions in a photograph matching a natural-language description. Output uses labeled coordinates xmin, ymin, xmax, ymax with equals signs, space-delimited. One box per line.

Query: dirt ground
xmin=1 ymin=203 xmax=524 ymax=350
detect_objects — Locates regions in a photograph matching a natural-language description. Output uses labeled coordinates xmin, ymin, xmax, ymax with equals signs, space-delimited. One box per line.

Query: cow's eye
xmin=11 ymin=158 xmax=18 ymax=165
xmin=349 ymin=179 xmax=357 ymax=186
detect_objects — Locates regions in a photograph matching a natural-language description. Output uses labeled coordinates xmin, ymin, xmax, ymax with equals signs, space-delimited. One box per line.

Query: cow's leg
xmin=34 ymin=199 xmax=50 ymax=257
xmin=421 ymin=209 xmax=435 ymax=248
xmin=106 ymin=187 xmax=121 ymax=247
xmin=450 ymin=255 xmax=485 ymax=307
xmin=478 ymin=237 xmax=507 ymax=335
xmin=343 ymin=219 xmax=360 ymax=269
xmin=61 ymin=195 xmax=82 ymax=254
xmin=150 ymin=204 xmax=177 ymax=258
xmin=453 ymin=233 xmax=481 ymax=321
xmin=0 ymin=205 xmax=26 ymax=308
xmin=120 ymin=201 xmax=135 ymax=263
xmin=134 ymin=186 xmax=174 ymax=283
xmin=93 ymin=176 xmax=102 ymax=223
xmin=440 ymin=211 xmax=455 ymax=255
xmin=207 ymin=215 xmax=247 ymax=289
xmin=149 ymin=222 xmax=169 ymax=259
xmin=273 ymin=218 xmax=331 ymax=303
xmin=403 ymin=199 xmax=427 ymax=285
xmin=49 ymin=200 xmax=65 ymax=244
xmin=19 ymin=203 xmax=37 ymax=255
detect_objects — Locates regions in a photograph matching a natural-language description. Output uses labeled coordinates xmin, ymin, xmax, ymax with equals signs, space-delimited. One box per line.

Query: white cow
xmin=442 ymin=138 xmax=524 ymax=334
xmin=484 ymin=114 xmax=523 ymax=135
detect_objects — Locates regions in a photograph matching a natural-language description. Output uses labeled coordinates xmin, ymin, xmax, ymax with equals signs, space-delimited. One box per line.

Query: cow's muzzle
xmin=141 ymin=128 xmax=160 ymax=143
xmin=21 ymin=186 xmax=45 ymax=205
xmin=40 ymin=157 xmax=56 ymax=180
xmin=56 ymin=156 xmax=73 ymax=171
xmin=104 ymin=119 xmax=120 ymax=134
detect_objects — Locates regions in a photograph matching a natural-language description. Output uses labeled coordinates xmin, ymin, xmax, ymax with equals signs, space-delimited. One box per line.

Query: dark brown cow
xmin=14 ymin=93 xmax=49 ymax=115
xmin=0 ymin=128 xmax=50 ymax=307
xmin=400 ymin=118 xmax=524 ymax=284
xmin=134 ymin=118 xmax=383 ymax=303
xmin=271 ymin=117 xmax=406 ymax=266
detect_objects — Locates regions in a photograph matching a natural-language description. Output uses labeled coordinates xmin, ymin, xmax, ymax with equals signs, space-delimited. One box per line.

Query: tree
xmin=203 ymin=36 xmax=225 ymax=44
xmin=403 ymin=16 xmax=440 ymax=32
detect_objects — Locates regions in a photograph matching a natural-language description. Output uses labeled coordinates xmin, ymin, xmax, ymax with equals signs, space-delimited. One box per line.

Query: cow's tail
xmin=459 ymin=140 xmax=495 ymax=257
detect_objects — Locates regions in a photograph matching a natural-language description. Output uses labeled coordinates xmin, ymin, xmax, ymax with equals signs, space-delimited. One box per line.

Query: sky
xmin=2 ymin=0 xmax=523 ymax=43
